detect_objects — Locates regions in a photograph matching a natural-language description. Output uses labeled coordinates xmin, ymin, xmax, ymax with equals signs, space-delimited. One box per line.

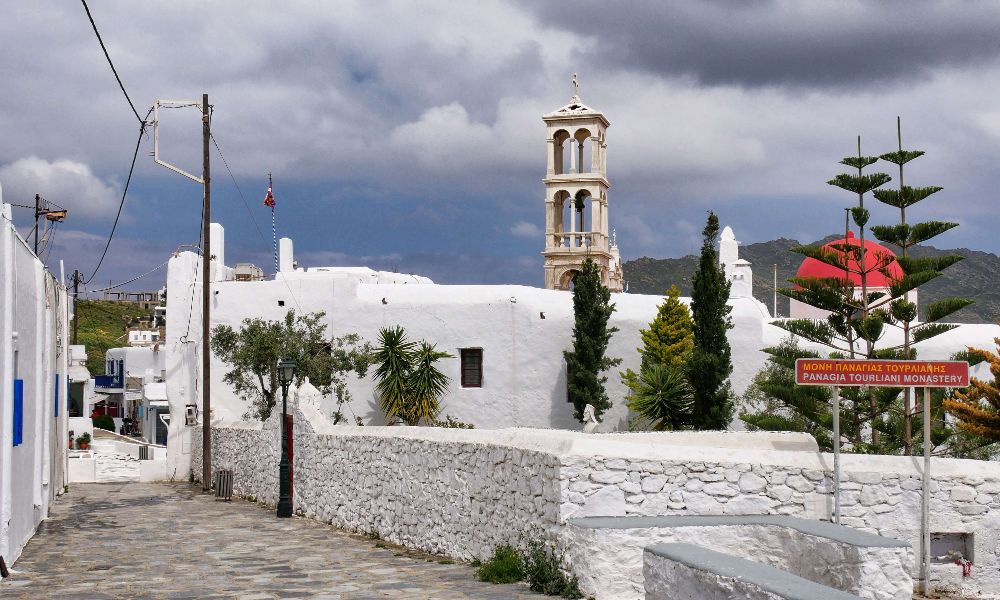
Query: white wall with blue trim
xmin=0 ymin=194 xmax=70 ymax=568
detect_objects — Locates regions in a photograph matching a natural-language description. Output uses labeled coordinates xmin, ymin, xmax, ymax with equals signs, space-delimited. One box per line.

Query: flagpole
xmin=269 ymin=172 xmax=278 ymax=276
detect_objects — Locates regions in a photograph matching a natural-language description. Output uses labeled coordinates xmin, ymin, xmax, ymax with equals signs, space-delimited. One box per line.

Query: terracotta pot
xmin=78 ymin=442 xmax=89 ymax=450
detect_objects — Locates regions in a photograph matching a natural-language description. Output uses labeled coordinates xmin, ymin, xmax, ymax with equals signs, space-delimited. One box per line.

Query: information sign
xmin=795 ymin=359 xmax=969 ymax=388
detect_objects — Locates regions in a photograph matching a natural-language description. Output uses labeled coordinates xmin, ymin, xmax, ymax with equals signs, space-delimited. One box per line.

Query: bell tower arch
xmin=542 ymin=74 xmax=623 ymax=292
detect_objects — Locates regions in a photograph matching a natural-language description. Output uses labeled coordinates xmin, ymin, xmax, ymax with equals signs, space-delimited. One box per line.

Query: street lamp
xmin=276 ymin=357 xmax=295 ymax=518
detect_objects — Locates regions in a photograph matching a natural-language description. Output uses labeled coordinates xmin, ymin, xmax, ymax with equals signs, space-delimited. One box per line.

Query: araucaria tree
xmin=688 ymin=212 xmax=734 ymax=429
xmin=211 ymin=311 xmax=373 ymax=421
xmin=564 ymin=258 xmax=621 ymax=423
xmin=372 ymin=326 xmax=453 ymax=425
xmin=775 ymin=126 xmax=971 ymax=454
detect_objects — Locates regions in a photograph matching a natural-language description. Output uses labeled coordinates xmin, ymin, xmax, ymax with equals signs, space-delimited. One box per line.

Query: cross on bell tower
xmin=542 ymin=75 xmax=623 ymax=292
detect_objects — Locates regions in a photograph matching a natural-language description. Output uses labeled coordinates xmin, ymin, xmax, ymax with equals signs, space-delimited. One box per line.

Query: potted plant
xmin=75 ymin=432 xmax=91 ymax=450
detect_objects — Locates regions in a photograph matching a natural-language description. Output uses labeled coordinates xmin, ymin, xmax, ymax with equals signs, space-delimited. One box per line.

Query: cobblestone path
xmin=4 ymin=483 xmax=541 ymax=599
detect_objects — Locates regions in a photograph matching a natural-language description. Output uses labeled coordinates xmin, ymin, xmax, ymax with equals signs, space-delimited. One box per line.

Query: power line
xmin=87 ymin=260 xmax=169 ymax=293
xmin=80 ymin=0 xmax=143 ymax=124
xmin=84 ymin=117 xmax=148 ymax=284
xmin=210 ymin=133 xmax=269 ymax=248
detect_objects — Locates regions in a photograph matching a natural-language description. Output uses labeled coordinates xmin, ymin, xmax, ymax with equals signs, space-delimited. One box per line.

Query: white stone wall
xmin=0 ymin=199 xmax=70 ymax=566
xmin=564 ymin=522 xmax=910 ymax=600
xmin=643 ymin=549 xmax=817 ymax=600
xmin=192 ymin=411 xmax=1000 ymax=597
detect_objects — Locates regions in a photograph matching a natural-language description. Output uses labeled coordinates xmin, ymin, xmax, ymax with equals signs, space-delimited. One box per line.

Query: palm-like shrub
xmin=373 ymin=326 xmax=452 ymax=425
xmin=625 ymin=365 xmax=693 ymax=431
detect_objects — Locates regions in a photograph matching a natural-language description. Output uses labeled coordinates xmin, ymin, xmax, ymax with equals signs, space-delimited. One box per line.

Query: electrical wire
xmin=87 ymin=260 xmax=169 ymax=293
xmin=210 ymin=133 xmax=269 ymax=249
xmin=80 ymin=0 xmax=143 ymax=124
xmin=84 ymin=115 xmax=150 ymax=284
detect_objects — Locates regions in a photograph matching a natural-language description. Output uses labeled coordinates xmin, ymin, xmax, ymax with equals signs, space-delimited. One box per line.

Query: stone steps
xmin=561 ymin=515 xmax=912 ymax=600
xmin=644 ymin=542 xmax=865 ymax=600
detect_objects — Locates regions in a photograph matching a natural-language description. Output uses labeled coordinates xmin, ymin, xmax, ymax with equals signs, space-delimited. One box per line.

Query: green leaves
xmin=895 ymin=254 xmax=963 ymax=275
xmin=908 ymin=221 xmax=959 ymax=246
xmin=924 ymin=298 xmax=975 ymax=323
xmin=913 ymin=322 xmax=959 ymax=343
xmin=373 ymin=326 xmax=452 ymax=425
xmin=850 ymin=206 xmax=869 ymax=228
xmin=565 ymin=258 xmax=620 ymax=422
xmin=827 ymin=172 xmax=891 ymax=195
xmin=624 ymin=364 xmax=693 ymax=431
xmin=211 ymin=310 xmax=373 ymax=421
xmin=879 ymin=149 xmax=924 ymax=166
xmin=872 ymin=185 xmax=942 ymax=209
xmin=772 ymin=319 xmax=837 ymax=346
xmin=839 ymin=155 xmax=880 ymax=169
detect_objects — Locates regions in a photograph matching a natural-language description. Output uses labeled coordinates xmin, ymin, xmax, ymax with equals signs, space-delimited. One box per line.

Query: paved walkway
xmin=4 ymin=483 xmax=541 ymax=599
xmin=95 ymin=451 xmax=141 ymax=483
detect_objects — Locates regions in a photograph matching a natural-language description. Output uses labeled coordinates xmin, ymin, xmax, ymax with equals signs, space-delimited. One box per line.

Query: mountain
xmin=623 ymin=238 xmax=1000 ymax=324
xmin=76 ymin=300 xmax=155 ymax=373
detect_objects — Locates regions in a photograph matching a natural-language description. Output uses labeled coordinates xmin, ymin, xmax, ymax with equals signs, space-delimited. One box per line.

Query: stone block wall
xmin=191 ymin=408 xmax=1000 ymax=596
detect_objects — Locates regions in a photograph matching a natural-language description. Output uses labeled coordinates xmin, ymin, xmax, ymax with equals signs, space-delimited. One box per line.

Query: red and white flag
xmin=263 ymin=186 xmax=275 ymax=208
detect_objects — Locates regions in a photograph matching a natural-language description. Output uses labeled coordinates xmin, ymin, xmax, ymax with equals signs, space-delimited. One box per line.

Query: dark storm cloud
xmin=518 ymin=1 xmax=1000 ymax=88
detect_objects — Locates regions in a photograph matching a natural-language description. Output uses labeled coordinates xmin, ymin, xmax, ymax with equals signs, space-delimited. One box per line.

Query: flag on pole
xmin=263 ymin=186 xmax=275 ymax=208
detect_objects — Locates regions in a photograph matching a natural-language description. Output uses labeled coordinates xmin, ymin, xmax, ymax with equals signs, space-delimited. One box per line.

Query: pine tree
xmin=638 ymin=285 xmax=694 ymax=372
xmin=564 ymin=258 xmax=621 ymax=422
xmin=688 ymin=212 xmax=734 ymax=430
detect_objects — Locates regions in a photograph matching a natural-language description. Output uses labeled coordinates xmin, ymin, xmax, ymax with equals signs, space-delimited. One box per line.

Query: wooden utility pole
xmin=33 ymin=194 xmax=41 ymax=255
xmin=201 ymin=93 xmax=212 ymax=492
xmin=71 ymin=270 xmax=81 ymax=345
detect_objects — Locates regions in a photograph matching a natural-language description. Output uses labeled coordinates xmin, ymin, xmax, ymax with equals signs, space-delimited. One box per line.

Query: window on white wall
xmin=460 ymin=348 xmax=482 ymax=388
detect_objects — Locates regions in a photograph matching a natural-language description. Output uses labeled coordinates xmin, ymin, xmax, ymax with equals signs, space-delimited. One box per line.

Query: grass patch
xmin=476 ymin=544 xmax=525 ymax=584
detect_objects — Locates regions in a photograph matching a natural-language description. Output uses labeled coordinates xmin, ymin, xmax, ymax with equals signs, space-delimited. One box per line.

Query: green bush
xmin=476 ymin=544 xmax=524 ymax=584
xmin=93 ymin=414 xmax=115 ymax=432
xmin=523 ymin=540 xmax=584 ymax=598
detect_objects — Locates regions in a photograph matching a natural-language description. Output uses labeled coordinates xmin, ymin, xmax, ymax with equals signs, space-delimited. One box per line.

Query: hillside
xmin=75 ymin=300 xmax=154 ymax=374
xmin=623 ymin=238 xmax=1000 ymax=324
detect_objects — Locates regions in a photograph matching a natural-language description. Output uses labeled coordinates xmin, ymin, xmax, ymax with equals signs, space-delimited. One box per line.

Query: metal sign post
xmin=921 ymin=386 xmax=931 ymax=595
xmin=832 ymin=385 xmax=840 ymax=524
xmin=794 ymin=358 xmax=969 ymax=594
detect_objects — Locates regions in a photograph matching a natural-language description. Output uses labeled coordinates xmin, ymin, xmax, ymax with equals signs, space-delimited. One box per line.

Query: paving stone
xmin=3 ymin=483 xmax=541 ymax=599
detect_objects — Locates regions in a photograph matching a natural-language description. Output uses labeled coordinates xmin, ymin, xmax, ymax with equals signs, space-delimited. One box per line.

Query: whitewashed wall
xmin=193 ymin=396 xmax=1000 ymax=597
xmin=0 ymin=199 xmax=69 ymax=567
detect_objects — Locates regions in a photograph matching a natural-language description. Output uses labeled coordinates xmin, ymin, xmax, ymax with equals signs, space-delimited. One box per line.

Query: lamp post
xmin=276 ymin=358 xmax=295 ymax=518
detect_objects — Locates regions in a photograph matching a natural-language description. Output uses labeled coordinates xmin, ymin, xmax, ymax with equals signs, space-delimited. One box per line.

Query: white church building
xmin=161 ymin=88 xmax=1000 ymax=480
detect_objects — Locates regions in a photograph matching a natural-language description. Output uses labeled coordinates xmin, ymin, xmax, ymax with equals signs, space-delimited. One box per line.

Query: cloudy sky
xmin=3 ymin=1 xmax=1000 ymax=292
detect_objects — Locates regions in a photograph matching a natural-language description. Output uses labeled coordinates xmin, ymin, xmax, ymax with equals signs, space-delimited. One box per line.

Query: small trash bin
xmin=214 ymin=469 xmax=233 ymax=501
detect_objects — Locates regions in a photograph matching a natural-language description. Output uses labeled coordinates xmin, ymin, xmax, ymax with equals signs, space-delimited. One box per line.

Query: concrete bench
xmin=644 ymin=542 xmax=865 ymax=600
xmin=563 ymin=515 xmax=911 ymax=600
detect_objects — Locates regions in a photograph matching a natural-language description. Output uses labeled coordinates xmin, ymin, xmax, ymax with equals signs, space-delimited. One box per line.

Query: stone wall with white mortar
xmin=192 ymin=399 xmax=1000 ymax=597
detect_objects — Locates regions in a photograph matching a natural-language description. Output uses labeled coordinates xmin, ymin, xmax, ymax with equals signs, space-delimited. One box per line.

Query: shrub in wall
xmin=476 ymin=544 xmax=524 ymax=584
xmin=93 ymin=414 xmax=115 ymax=432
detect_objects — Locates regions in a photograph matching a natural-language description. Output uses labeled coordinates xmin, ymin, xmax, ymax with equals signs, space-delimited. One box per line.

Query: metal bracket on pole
xmin=152 ymin=100 xmax=205 ymax=184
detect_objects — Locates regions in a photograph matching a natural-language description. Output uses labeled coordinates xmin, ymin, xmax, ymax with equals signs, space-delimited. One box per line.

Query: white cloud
xmin=510 ymin=221 xmax=541 ymax=238
xmin=0 ymin=157 xmax=120 ymax=220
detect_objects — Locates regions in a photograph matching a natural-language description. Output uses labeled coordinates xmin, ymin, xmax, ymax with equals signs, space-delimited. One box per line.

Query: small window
xmin=460 ymin=349 xmax=483 ymax=388
xmin=278 ymin=300 xmax=285 ymax=307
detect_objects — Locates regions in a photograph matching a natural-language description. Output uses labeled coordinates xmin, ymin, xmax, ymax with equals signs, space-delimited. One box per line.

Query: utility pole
xmin=34 ymin=194 xmax=41 ymax=255
xmin=71 ymin=270 xmax=81 ymax=345
xmin=201 ymin=93 xmax=212 ymax=493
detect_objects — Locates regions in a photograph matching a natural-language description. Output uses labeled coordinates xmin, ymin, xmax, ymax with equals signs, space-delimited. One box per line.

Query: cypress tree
xmin=688 ymin=212 xmax=734 ymax=429
xmin=564 ymin=258 xmax=621 ymax=422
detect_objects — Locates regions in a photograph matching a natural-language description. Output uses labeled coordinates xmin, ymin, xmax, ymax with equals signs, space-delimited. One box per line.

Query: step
xmin=644 ymin=542 xmax=865 ymax=600
xmin=562 ymin=515 xmax=912 ymax=600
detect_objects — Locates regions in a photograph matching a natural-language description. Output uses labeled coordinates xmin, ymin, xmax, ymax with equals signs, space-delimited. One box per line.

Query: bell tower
xmin=542 ymin=75 xmax=623 ymax=292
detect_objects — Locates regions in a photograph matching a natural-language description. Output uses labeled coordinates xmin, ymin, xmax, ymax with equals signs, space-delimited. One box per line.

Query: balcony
xmin=547 ymin=232 xmax=606 ymax=252
xmin=95 ymin=374 xmax=124 ymax=391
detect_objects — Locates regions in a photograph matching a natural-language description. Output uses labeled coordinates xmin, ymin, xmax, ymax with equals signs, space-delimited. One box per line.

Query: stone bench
xmin=644 ymin=542 xmax=865 ymax=600
xmin=563 ymin=515 xmax=912 ymax=600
